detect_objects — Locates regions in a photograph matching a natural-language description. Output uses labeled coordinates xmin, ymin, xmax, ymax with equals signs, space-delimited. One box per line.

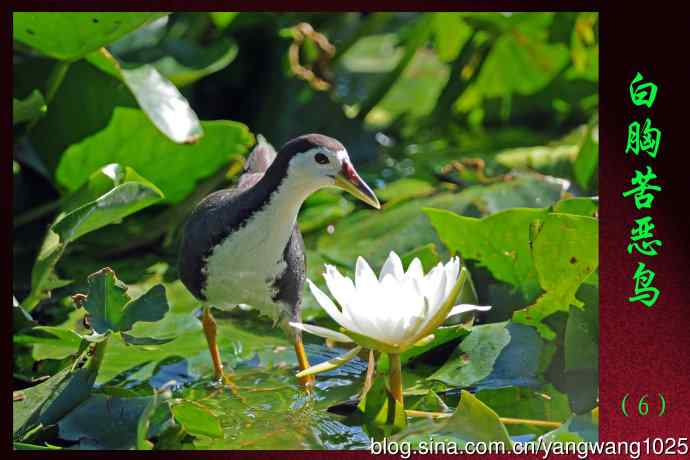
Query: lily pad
xmin=512 ymin=213 xmax=598 ymax=338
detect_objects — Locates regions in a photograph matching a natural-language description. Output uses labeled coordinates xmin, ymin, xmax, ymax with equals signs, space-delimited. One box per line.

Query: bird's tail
xmin=243 ymin=134 xmax=277 ymax=174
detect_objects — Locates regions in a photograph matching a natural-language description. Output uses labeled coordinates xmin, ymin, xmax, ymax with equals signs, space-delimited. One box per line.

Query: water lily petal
xmin=289 ymin=322 xmax=354 ymax=343
xmin=447 ymin=304 xmax=492 ymax=317
xmin=306 ymin=279 xmax=354 ymax=331
xmin=405 ymin=258 xmax=424 ymax=283
xmin=443 ymin=257 xmax=461 ymax=299
xmin=324 ymin=265 xmax=356 ymax=309
xmin=379 ymin=251 xmax=404 ymax=281
xmin=355 ymin=256 xmax=378 ymax=292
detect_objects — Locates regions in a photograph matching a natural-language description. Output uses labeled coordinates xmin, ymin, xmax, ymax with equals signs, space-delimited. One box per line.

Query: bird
xmin=178 ymin=133 xmax=380 ymax=387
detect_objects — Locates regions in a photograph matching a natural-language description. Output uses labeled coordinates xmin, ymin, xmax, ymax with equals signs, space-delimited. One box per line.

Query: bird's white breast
xmin=202 ymin=177 xmax=309 ymax=320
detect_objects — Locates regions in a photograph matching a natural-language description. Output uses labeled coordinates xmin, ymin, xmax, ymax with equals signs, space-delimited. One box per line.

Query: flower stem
xmin=388 ymin=353 xmax=403 ymax=405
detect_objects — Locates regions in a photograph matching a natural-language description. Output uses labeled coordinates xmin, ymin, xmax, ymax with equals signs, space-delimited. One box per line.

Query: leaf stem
xmin=388 ymin=352 xmax=404 ymax=405
xmin=86 ymin=336 xmax=109 ymax=375
xmin=405 ymin=409 xmax=561 ymax=428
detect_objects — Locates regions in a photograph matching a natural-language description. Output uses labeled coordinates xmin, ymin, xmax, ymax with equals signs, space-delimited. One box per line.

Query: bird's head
xmin=278 ymin=134 xmax=380 ymax=209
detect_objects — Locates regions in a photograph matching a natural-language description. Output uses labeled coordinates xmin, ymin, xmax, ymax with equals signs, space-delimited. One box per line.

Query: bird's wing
xmin=237 ymin=134 xmax=277 ymax=190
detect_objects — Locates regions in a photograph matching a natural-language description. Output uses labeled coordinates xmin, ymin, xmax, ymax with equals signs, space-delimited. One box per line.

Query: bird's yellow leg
xmin=202 ymin=306 xmax=239 ymax=394
xmin=294 ymin=333 xmax=315 ymax=388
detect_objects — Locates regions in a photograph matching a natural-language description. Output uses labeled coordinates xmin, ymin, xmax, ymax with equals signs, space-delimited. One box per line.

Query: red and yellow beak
xmin=334 ymin=161 xmax=380 ymax=209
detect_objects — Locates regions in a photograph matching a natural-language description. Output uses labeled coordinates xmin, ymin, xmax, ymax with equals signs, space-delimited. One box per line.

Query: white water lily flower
xmin=291 ymin=251 xmax=491 ymax=357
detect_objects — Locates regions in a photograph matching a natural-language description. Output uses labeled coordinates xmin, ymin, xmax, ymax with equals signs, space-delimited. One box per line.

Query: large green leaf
xmin=444 ymin=390 xmax=514 ymax=445
xmin=82 ymin=268 xmax=170 ymax=335
xmin=85 ymin=49 xmax=203 ymax=144
xmin=58 ymin=394 xmax=159 ymax=449
xmin=355 ymin=377 xmax=406 ymax=437
xmin=428 ymin=322 xmax=511 ymax=387
xmin=114 ymin=37 xmax=238 ymax=88
xmin=475 ymin=385 xmax=570 ymax=436
xmin=396 ymin=390 xmax=513 ymax=446
xmin=23 ymin=165 xmax=164 ymax=309
xmin=14 ymin=326 xmax=83 ymax=361
xmin=317 ymin=175 xmax=565 ymax=272
xmin=13 ymin=13 xmax=167 ymax=61
xmin=170 ymin=401 xmax=223 ymax=439
xmin=56 ymin=107 xmax=254 ymax=203
xmin=13 ymin=355 xmax=98 ymax=440
xmin=474 ymin=13 xmax=569 ymax=97
xmin=512 ymin=213 xmax=598 ymax=338
xmin=52 ymin=182 xmax=163 ymax=244
xmin=425 ymin=207 xmax=548 ymax=299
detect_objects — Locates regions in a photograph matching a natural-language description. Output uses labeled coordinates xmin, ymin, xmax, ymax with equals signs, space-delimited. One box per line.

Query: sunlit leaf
xmin=82 ymin=268 xmax=170 ymax=336
xmin=512 ymin=213 xmax=598 ymax=338
xmin=56 ymin=107 xmax=254 ymax=203
xmin=86 ymin=49 xmax=203 ymax=143
xmin=14 ymin=326 xmax=83 ymax=361
xmin=52 ymin=182 xmax=164 ymax=244
xmin=13 ymin=13 xmax=167 ymax=60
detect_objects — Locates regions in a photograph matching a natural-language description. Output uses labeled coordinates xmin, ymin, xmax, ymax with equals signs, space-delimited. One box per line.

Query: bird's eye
xmin=314 ymin=153 xmax=329 ymax=164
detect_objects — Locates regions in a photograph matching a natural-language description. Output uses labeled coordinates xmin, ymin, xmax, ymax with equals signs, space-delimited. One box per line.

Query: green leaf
xmin=13 ymin=13 xmax=167 ymax=60
xmin=52 ymin=181 xmax=164 ymax=244
xmin=476 ymin=13 xmax=569 ymax=96
xmin=540 ymin=411 xmax=598 ymax=444
xmin=83 ymin=268 xmax=131 ymax=333
xmin=13 ymin=442 xmax=61 ymax=450
xmin=58 ymin=394 xmax=158 ymax=449
xmin=298 ymin=194 xmax=354 ymax=233
xmin=428 ymin=322 xmax=511 ymax=387
xmin=209 ymin=12 xmax=239 ymax=30
xmin=475 ymin=385 xmax=570 ymax=436
xmin=375 ymin=178 xmax=435 ymax=205
xmin=400 ymin=243 xmax=441 ymax=273
xmin=513 ymin=213 xmax=598 ymax=338
xmin=356 ymin=377 xmax=406 ymax=436
xmin=444 ymin=390 xmax=513 ymax=445
xmin=14 ymin=326 xmax=83 ymax=361
xmin=24 ymin=230 xmax=69 ymax=310
xmin=121 ymin=333 xmax=176 ymax=347
xmin=85 ymin=49 xmax=203 ymax=144
xmin=13 ymin=356 xmax=98 ymax=439
xmin=551 ymin=197 xmax=598 ymax=218
xmin=574 ymin=124 xmax=599 ymax=191
xmin=564 ymin=283 xmax=598 ymax=373
xmin=425 ymin=207 xmax=548 ymax=299
xmin=432 ymin=13 xmax=472 ymax=62
xmin=495 ymin=144 xmax=577 ymax=177
xmin=317 ymin=175 xmax=565 ymax=273
xmin=115 ymin=37 xmax=239 ymax=87
xmin=13 ymin=90 xmax=46 ymax=125
xmin=378 ymin=325 xmax=469 ymax=373
xmin=24 ymin=164 xmax=162 ymax=309
xmin=56 ymin=107 xmax=254 ymax=203
xmin=170 ymin=401 xmax=223 ymax=439
xmin=13 ymin=297 xmax=37 ymax=332
xmin=82 ymin=268 xmax=170 ymax=335
xmin=118 ymin=284 xmax=169 ymax=332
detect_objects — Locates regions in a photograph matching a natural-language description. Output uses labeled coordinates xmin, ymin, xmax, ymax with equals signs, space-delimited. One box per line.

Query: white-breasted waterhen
xmin=178 ymin=134 xmax=380 ymax=387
